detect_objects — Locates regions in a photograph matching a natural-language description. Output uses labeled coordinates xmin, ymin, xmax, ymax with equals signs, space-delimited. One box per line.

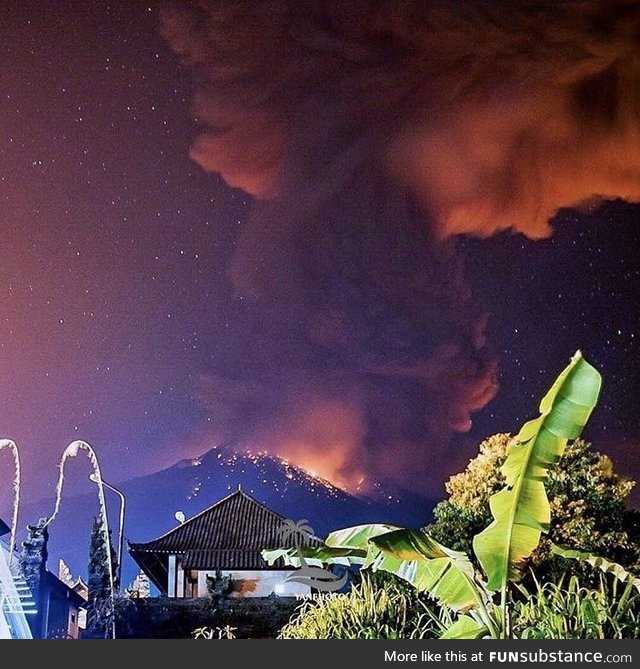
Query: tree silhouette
xmin=86 ymin=516 xmax=118 ymax=638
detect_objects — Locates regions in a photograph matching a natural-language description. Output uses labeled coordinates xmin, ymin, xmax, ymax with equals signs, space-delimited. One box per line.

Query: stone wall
xmin=114 ymin=595 xmax=300 ymax=639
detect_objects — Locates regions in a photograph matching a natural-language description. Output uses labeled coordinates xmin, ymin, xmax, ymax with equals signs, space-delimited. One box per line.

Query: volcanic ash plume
xmin=161 ymin=1 xmax=640 ymax=492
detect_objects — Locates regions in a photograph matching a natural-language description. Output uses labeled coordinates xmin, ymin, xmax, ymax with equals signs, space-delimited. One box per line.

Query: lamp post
xmin=89 ymin=474 xmax=125 ymax=593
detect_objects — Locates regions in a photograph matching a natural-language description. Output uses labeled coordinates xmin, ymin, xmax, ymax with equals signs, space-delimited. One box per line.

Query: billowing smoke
xmin=161 ymin=1 xmax=640 ymax=492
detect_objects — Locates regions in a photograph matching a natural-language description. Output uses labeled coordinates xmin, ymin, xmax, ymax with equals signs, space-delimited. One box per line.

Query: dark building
xmin=20 ymin=518 xmax=87 ymax=639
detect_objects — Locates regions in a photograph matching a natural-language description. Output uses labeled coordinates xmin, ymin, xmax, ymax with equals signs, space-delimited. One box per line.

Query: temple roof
xmin=128 ymin=489 xmax=321 ymax=591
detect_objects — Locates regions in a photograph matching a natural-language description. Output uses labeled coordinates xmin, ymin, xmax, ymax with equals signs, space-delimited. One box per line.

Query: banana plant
xmin=263 ymin=351 xmax=604 ymax=638
xmin=550 ymin=545 xmax=640 ymax=593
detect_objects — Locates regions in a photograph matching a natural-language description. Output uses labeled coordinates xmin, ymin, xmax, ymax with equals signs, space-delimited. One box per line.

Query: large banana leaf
xmin=473 ymin=351 xmax=602 ymax=591
xmin=439 ymin=615 xmax=489 ymax=639
xmin=263 ymin=524 xmax=482 ymax=612
xmin=551 ymin=544 xmax=640 ymax=593
xmin=325 ymin=524 xmax=399 ymax=551
xmin=261 ymin=524 xmax=398 ymax=568
xmin=369 ymin=529 xmax=481 ymax=611
xmin=261 ymin=545 xmax=364 ymax=568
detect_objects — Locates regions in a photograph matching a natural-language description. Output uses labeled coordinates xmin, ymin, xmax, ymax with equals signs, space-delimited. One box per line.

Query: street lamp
xmin=89 ymin=474 xmax=125 ymax=593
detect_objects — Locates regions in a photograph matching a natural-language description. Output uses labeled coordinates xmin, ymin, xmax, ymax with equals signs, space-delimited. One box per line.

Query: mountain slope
xmin=20 ymin=444 xmax=435 ymax=587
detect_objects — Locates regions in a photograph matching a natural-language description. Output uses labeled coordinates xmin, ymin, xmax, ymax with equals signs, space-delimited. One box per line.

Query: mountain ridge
xmin=19 ymin=444 xmax=436 ymax=587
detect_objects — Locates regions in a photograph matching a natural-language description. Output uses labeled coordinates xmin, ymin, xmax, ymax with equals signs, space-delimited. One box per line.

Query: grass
xmin=513 ymin=574 xmax=640 ymax=639
xmin=277 ymin=570 xmax=640 ymax=639
xmin=278 ymin=574 xmax=443 ymax=639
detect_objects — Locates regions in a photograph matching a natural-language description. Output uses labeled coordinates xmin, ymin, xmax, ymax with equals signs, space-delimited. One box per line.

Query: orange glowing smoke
xmin=259 ymin=398 xmax=368 ymax=493
xmin=162 ymin=1 xmax=640 ymax=239
xmin=161 ymin=1 xmax=640 ymax=493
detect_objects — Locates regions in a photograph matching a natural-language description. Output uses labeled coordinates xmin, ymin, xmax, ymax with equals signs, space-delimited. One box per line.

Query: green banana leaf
xmin=440 ymin=615 xmax=489 ymax=639
xmin=261 ymin=524 xmax=398 ymax=568
xmin=369 ymin=529 xmax=481 ymax=611
xmin=264 ymin=524 xmax=482 ymax=612
xmin=325 ymin=524 xmax=399 ymax=551
xmin=261 ymin=545 xmax=364 ymax=567
xmin=473 ymin=351 xmax=602 ymax=591
xmin=551 ymin=544 xmax=640 ymax=592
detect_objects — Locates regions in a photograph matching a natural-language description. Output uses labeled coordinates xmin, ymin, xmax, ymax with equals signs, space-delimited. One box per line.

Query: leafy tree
xmin=428 ymin=433 xmax=509 ymax=555
xmin=428 ymin=434 xmax=640 ymax=579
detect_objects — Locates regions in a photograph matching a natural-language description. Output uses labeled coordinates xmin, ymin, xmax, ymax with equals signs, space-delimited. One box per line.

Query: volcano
xmin=19 ymin=444 xmax=435 ymax=588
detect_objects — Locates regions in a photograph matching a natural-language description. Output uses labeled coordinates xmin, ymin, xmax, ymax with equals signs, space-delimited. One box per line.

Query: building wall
xmin=41 ymin=584 xmax=83 ymax=639
xmin=208 ymin=570 xmax=310 ymax=598
xmin=67 ymin=605 xmax=81 ymax=639
xmin=172 ymin=558 xmax=310 ymax=598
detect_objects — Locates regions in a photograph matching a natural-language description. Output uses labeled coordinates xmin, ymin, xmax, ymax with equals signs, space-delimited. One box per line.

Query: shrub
xmin=193 ymin=625 xmax=237 ymax=639
xmin=278 ymin=574 xmax=442 ymax=639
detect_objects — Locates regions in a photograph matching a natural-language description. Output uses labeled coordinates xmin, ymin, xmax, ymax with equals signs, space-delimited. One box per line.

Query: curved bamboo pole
xmin=0 ymin=439 xmax=21 ymax=565
xmin=44 ymin=440 xmax=116 ymax=638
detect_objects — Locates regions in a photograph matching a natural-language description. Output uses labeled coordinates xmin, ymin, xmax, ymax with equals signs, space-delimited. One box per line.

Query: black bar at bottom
xmin=4 ymin=639 xmax=637 ymax=667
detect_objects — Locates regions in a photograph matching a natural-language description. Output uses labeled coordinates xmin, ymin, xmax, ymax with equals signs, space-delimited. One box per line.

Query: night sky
xmin=1 ymin=1 xmax=639 ymax=514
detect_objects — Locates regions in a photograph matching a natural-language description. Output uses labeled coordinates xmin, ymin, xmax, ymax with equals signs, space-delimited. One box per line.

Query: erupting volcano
xmin=0 ymin=1 xmax=639 ymax=512
xmin=159 ymin=0 xmax=640 ymax=492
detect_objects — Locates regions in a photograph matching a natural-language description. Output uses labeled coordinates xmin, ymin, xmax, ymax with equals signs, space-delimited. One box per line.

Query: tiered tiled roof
xmin=129 ymin=489 xmax=320 ymax=591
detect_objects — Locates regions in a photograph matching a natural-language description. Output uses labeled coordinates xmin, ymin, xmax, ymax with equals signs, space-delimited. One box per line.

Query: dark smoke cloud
xmin=161 ymin=1 xmax=640 ymax=491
